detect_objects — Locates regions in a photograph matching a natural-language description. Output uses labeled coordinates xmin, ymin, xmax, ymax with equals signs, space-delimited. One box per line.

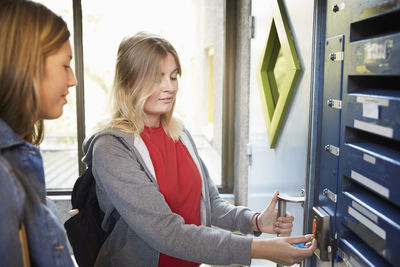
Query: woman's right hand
xmin=251 ymin=234 xmax=316 ymax=266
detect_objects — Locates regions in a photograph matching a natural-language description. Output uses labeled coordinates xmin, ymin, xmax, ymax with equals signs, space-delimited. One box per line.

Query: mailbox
xmin=315 ymin=0 xmax=400 ymax=265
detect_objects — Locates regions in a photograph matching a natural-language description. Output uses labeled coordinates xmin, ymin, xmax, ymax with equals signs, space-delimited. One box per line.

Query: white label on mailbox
xmin=351 ymin=170 xmax=389 ymax=198
xmin=352 ymin=201 xmax=378 ymax=223
xmin=362 ymin=103 xmax=379 ymax=119
xmin=356 ymin=96 xmax=389 ymax=107
xmin=348 ymin=206 xmax=386 ymax=240
xmin=364 ymin=40 xmax=392 ymax=62
xmin=365 ymin=43 xmax=386 ymax=60
xmin=363 ymin=153 xmax=376 ymax=165
xmin=354 ymin=120 xmax=393 ymax=138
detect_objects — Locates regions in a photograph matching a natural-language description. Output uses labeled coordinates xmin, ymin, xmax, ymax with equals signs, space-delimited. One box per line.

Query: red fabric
xmin=141 ymin=126 xmax=201 ymax=267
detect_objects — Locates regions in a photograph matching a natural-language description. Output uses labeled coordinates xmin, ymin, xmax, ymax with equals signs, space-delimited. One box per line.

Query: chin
xmin=40 ymin=110 xmax=64 ymax=120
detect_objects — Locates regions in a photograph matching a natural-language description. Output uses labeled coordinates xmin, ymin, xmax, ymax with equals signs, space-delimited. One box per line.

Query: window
xmin=40 ymin=0 xmax=233 ymax=193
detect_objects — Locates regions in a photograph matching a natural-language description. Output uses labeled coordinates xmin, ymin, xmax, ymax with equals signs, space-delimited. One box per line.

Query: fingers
xmin=290 ymin=235 xmax=317 ymax=264
xmin=275 ymin=221 xmax=292 ymax=234
xmin=290 ymin=240 xmax=317 ymax=266
xmin=267 ymin=190 xmax=279 ymax=210
xmin=277 ymin=232 xmax=290 ymax=237
xmin=307 ymin=238 xmax=317 ymax=253
xmin=275 ymin=212 xmax=294 ymax=236
xmin=275 ymin=227 xmax=292 ymax=236
xmin=278 ymin=236 xmax=316 ymax=265
xmin=277 ymin=211 xmax=294 ymax=223
xmin=295 ymin=238 xmax=317 ymax=257
xmin=252 ymin=236 xmax=316 ymax=266
xmin=287 ymin=234 xmax=314 ymax=245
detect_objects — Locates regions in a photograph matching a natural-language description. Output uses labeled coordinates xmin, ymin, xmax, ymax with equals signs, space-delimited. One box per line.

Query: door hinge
xmin=323 ymin=188 xmax=337 ymax=203
xmin=327 ymin=99 xmax=342 ymax=109
xmin=250 ymin=16 xmax=255 ymax=39
xmin=329 ymin=51 xmax=344 ymax=61
xmin=246 ymin=143 xmax=253 ymax=166
xmin=324 ymin=144 xmax=340 ymax=156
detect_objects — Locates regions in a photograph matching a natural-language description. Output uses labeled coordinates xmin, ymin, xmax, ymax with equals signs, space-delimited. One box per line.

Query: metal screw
xmin=330 ymin=53 xmax=336 ymax=61
xmin=332 ymin=4 xmax=339 ymax=13
xmin=327 ymin=99 xmax=333 ymax=107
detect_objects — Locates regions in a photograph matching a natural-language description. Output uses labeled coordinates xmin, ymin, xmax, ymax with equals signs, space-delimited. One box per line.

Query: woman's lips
xmin=159 ymin=97 xmax=173 ymax=103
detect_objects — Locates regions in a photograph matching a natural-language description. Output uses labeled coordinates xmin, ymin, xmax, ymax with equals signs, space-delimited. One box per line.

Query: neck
xmin=144 ymin=115 xmax=160 ymax=128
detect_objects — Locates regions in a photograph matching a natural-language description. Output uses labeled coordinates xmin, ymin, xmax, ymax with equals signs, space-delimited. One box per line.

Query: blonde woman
xmin=83 ymin=32 xmax=316 ymax=267
xmin=0 ymin=1 xmax=77 ymax=266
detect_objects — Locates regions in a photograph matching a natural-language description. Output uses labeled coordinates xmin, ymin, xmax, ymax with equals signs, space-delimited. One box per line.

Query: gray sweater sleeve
xmin=201 ymin=158 xmax=257 ymax=235
xmin=91 ymin=135 xmax=253 ymax=265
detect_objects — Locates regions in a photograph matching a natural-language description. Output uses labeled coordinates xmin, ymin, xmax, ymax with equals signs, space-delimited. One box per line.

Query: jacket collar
xmin=0 ymin=119 xmax=25 ymax=150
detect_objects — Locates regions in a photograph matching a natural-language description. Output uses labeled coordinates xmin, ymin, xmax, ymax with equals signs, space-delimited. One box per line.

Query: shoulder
xmin=87 ymin=128 xmax=138 ymax=148
xmin=92 ymin=129 xmax=137 ymax=154
xmin=0 ymin=155 xmax=20 ymax=190
xmin=89 ymin=128 xmax=135 ymax=141
xmin=0 ymin=154 xmax=13 ymax=174
xmin=0 ymin=155 xmax=25 ymax=213
xmin=83 ymin=128 xmax=138 ymax=165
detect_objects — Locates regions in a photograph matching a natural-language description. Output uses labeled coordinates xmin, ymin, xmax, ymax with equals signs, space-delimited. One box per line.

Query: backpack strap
xmin=18 ymin=223 xmax=31 ymax=267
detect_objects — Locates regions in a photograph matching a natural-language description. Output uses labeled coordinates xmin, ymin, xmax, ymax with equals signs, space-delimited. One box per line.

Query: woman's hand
xmin=251 ymin=234 xmax=316 ymax=266
xmin=254 ymin=190 xmax=294 ymax=236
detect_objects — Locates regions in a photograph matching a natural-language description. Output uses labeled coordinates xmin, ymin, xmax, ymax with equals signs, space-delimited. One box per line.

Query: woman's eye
xmin=171 ymin=76 xmax=177 ymax=80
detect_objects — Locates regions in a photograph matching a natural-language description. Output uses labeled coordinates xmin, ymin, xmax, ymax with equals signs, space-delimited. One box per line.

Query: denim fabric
xmin=0 ymin=119 xmax=74 ymax=267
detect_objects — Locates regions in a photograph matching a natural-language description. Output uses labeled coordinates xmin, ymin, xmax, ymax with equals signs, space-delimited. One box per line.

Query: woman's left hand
xmin=255 ymin=190 xmax=294 ymax=236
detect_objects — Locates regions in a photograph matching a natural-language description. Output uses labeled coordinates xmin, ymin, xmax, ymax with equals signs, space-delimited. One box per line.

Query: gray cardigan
xmin=83 ymin=128 xmax=257 ymax=267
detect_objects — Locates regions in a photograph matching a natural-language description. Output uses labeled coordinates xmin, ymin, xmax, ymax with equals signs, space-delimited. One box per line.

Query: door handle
xmin=277 ymin=194 xmax=305 ymax=219
xmin=277 ymin=191 xmax=305 ymax=267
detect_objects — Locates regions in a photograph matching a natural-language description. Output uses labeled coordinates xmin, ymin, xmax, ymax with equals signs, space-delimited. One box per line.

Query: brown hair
xmin=0 ymin=0 xmax=70 ymax=145
xmin=107 ymin=31 xmax=183 ymax=140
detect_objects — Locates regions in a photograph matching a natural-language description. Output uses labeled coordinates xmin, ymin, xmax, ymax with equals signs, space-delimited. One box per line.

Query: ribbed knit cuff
xmin=228 ymin=234 xmax=253 ymax=266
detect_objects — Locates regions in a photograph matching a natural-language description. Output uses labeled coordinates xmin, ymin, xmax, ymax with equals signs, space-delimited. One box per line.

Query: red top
xmin=141 ymin=126 xmax=202 ymax=267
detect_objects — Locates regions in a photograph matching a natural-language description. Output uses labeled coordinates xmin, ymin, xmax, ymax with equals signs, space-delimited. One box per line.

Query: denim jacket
xmin=0 ymin=119 xmax=74 ymax=267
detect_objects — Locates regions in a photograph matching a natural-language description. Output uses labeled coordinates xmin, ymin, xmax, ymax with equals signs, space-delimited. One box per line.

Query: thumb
xmin=267 ymin=190 xmax=279 ymax=210
xmin=287 ymin=234 xmax=313 ymax=245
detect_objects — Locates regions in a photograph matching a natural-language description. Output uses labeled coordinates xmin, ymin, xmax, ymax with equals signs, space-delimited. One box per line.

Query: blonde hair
xmin=0 ymin=0 xmax=70 ymax=145
xmin=107 ymin=32 xmax=183 ymax=141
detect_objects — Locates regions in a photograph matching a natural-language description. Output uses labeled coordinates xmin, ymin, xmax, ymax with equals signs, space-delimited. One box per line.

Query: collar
xmin=0 ymin=119 xmax=25 ymax=150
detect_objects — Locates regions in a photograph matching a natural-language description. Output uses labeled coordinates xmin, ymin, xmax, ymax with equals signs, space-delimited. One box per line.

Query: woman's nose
xmin=69 ymin=69 xmax=78 ymax=87
xmin=162 ymin=79 xmax=177 ymax=92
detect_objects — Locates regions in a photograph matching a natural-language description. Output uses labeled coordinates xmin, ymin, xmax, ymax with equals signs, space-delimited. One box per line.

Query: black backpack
xmin=64 ymin=166 xmax=120 ymax=267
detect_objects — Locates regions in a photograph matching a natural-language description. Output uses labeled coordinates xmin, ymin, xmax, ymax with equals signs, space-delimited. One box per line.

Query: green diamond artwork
xmin=256 ymin=0 xmax=301 ymax=148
